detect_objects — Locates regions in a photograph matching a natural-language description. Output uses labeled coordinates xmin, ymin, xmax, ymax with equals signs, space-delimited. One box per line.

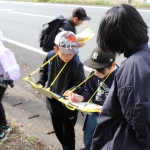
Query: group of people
xmin=36 ymin=4 xmax=150 ymax=150
xmin=0 ymin=3 xmax=150 ymax=150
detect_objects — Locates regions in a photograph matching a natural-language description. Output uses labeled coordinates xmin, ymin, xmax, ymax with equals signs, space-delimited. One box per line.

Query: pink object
xmin=0 ymin=30 xmax=20 ymax=82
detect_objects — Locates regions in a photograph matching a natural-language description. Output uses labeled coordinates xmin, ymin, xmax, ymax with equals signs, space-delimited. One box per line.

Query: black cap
xmin=84 ymin=46 xmax=115 ymax=69
xmin=72 ymin=7 xmax=91 ymax=21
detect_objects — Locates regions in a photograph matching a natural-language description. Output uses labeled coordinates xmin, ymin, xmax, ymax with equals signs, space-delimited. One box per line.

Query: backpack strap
xmin=60 ymin=19 xmax=76 ymax=34
xmin=47 ymin=50 xmax=56 ymax=73
xmin=72 ymin=54 xmax=81 ymax=85
xmin=47 ymin=51 xmax=80 ymax=85
xmin=47 ymin=50 xmax=56 ymax=59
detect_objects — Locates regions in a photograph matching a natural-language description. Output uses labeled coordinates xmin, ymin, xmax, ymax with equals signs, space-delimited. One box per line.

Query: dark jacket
xmin=37 ymin=51 xmax=85 ymax=118
xmin=60 ymin=17 xmax=76 ymax=34
xmin=90 ymin=43 xmax=150 ymax=150
xmin=82 ymin=67 xmax=119 ymax=106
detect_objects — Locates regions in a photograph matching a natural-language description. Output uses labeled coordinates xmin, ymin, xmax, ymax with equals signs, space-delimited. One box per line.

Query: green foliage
xmin=27 ymin=136 xmax=37 ymax=143
xmin=32 ymin=0 xmax=150 ymax=8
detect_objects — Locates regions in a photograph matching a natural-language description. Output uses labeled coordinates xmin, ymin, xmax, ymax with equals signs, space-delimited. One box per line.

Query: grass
xmin=19 ymin=0 xmax=150 ymax=8
xmin=0 ymin=120 xmax=52 ymax=150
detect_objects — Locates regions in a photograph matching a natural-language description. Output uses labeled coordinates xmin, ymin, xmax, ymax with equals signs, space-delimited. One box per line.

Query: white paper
xmin=69 ymin=102 xmax=102 ymax=110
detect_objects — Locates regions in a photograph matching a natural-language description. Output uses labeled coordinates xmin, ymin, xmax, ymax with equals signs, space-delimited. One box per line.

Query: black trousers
xmin=0 ymin=86 xmax=7 ymax=134
xmin=50 ymin=111 xmax=78 ymax=150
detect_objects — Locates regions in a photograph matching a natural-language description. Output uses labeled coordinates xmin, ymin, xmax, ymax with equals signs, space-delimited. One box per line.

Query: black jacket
xmin=60 ymin=17 xmax=76 ymax=34
xmin=91 ymin=43 xmax=150 ymax=150
xmin=37 ymin=52 xmax=85 ymax=118
xmin=82 ymin=68 xmax=119 ymax=106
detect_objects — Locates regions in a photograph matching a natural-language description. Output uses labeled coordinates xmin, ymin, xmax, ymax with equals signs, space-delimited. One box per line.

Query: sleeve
xmin=36 ymin=54 xmax=49 ymax=87
xmin=0 ymin=50 xmax=20 ymax=81
xmin=118 ymin=72 xmax=150 ymax=147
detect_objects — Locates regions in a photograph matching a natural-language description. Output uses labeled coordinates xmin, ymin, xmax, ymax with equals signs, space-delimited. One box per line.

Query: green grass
xmin=18 ymin=0 xmax=150 ymax=8
xmin=0 ymin=121 xmax=51 ymax=150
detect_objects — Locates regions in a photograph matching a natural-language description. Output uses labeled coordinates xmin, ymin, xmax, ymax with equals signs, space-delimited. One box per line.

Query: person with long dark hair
xmin=90 ymin=4 xmax=150 ymax=150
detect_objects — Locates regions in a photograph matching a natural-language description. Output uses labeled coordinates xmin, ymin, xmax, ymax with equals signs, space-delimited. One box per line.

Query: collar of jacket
xmin=124 ymin=42 xmax=149 ymax=58
xmin=68 ymin=17 xmax=76 ymax=26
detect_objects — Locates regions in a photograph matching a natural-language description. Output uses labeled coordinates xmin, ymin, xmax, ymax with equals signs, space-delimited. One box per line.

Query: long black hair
xmin=97 ymin=4 xmax=149 ymax=55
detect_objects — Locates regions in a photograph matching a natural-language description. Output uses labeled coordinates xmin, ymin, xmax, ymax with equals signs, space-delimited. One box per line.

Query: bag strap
xmin=47 ymin=52 xmax=80 ymax=84
xmin=84 ymin=68 xmax=114 ymax=107
xmin=72 ymin=55 xmax=80 ymax=85
xmin=47 ymin=50 xmax=67 ymax=90
xmin=47 ymin=50 xmax=56 ymax=78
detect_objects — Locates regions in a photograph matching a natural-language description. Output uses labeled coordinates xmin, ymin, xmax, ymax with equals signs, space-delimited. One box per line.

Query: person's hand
xmin=78 ymin=42 xmax=85 ymax=48
xmin=3 ymin=80 xmax=14 ymax=88
xmin=68 ymin=92 xmax=84 ymax=102
xmin=95 ymin=108 xmax=101 ymax=113
xmin=63 ymin=90 xmax=72 ymax=97
xmin=36 ymin=84 xmax=43 ymax=94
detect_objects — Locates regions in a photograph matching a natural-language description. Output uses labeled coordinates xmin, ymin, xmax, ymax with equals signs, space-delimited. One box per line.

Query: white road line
xmin=14 ymin=2 xmax=25 ymax=4
xmin=0 ymin=9 xmax=54 ymax=18
xmin=10 ymin=11 xmax=55 ymax=18
xmin=3 ymin=37 xmax=47 ymax=55
xmin=0 ymin=9 xmax=12 ymax=11
xmin=3 ymin=37 xmax=92 ymax=72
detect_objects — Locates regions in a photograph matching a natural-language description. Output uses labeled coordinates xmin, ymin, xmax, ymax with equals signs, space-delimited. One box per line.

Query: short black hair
xmin=55 ymin=44 xmax=59 ymax=49
xmin=97 ymin=4 xmax=149 ymax=55
xmin=96 ymin=61 xmax=114 ymax=74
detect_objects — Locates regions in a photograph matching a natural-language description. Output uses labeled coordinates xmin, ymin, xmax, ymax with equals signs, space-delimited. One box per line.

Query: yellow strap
xmin=29 ymin=53 xmax=59 ymax=77
xmin=84 ymin=69 xmax=113 ymax=107
xmin=81 ymin=23 xmax=89 ymax=29
xmin=49 ymin=62 xmax=67 ymax=90
xmin=68 ymin=72 xmax=95 ymax=94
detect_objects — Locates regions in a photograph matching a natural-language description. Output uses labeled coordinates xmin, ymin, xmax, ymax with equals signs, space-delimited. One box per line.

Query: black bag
xmin=39 ymin=15 xmax=66 ymax=52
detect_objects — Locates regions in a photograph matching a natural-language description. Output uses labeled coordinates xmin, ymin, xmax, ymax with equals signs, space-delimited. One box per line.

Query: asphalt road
xmin=0 ymin=1 xmax=150 ymax=149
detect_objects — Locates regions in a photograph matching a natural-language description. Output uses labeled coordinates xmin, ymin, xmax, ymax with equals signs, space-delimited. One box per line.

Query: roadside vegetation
xmin=0 ymin=120 xmax=52 ymax=150
xmin=20 ymin=0 xmax=150 ymax=8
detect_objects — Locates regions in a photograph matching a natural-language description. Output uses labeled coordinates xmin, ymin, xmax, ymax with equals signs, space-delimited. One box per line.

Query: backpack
xmin=39 ymin=15 xmax=66 ymax=52
xmin=47 ymin=50 xmax=80 ymax=85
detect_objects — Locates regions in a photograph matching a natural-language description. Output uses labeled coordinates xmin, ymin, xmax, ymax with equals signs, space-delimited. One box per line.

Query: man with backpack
xmin=39 ymin=7 xmax=91 ymax=52
xmin=60 ymin=7 xmax=91 ymax=47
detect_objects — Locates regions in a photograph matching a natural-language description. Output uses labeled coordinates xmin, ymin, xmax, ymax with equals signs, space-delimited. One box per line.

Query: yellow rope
xmin=81 ymin=23 xmax=89 ymax=29
xmin=84 ymin=69 xmax=114 ymax=107
xmin=69 ymin=72 xmax=95 ymax=94
xmin=29 ymin=53 xmax=59 ymax=76
xmin=49 ymin=62 xmax=67 ymax=90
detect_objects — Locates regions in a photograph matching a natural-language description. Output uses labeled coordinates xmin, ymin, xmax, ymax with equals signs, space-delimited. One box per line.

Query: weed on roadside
xmin=0 ymin=122 xmax=52 ymax=150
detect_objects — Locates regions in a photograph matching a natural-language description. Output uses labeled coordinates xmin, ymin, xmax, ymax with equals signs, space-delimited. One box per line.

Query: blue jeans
xmin=84 ymin=113 xmax=99 ymax=150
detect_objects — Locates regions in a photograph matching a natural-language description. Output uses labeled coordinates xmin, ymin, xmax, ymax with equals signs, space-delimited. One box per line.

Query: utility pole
xmin=128 ymin=0 xmax=131 ymax=4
